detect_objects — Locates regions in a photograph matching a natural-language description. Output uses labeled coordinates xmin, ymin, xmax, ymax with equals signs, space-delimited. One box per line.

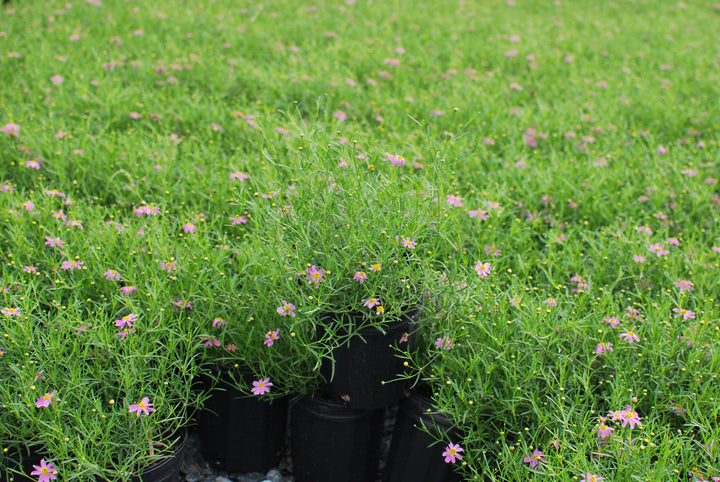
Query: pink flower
xmin=251 ymin=378 xmax=272 ymax=395
xmin=23 ymin=265 xmax=38 ymax=274
xmin=485 ymin=245 xmax=501 ymax=256
xmin=229 ymin=171 xmax=249 ymax=181
xmin=120 ymin=285 xmax=137 ymax=296
xmin=633 ymin=255 xmax=646 ymax=264
xmin=173 ymin=299 xmax=193 ymax=310
xmin=446 ymin=194 xmax=463 ymax=207
xmin=303 ymin=265 xmax=326 ymax=287
xmin=116 ymin=328 xmax=136 ymax=340
xmin=132 ymin=205 xmax=160 ymax=216
xmin=384 ymin=152 xmax=406 ymax=167
xmin=364 ymin=297 xmax=380 ymax=309
xmin=104 ymin=269 xmax=121 ymax=281
xmin=648 ymin=243 xmax=669 ymax=257
xmin=1 ymin=123 xmax=20 ymax=138
xmin=160 ymin=261 xmax=176 ymax=273
xmin=129 ymin=112 xmax=142 ymax=119
xmin=22 ymin=201 xmax=35 ymax=212
xmin=675 ymin=279 xmax=694 ymax=292
xmin=636 ymin=225 xmax=652 ymax=235
xmin=61 ymin=260 xmax=84 ymax=271
xmin=353 ymin=271 xmax=368 ymax=283
xmin=1 ymin=307 xmax=21 ymax=317
xmin=212 ymin=317 xmax=226 ymax=328
xmin=657 ymin=145 xmax=667 ymax=154
xmin=115 ymin=313 xmax=138 ymax=329
xmin=619 ymin=327 xmax=640 ymax=344
xmin=597 ymin=421 xmax=614 ymax=439
xmin=50 ymin=75 xmax=64 ymax=85
xmin=668 ymin=401 xmax=685 ymax=416
xmin=35 ymin=392 xmax=56 ymax=408
xmin=580 ymin=474 xmax=604 ymax=482
xmin=523 ymin=449 xmax=545 ymax=468
xmin=182 ymin=223 xmax=196 ymax=233
xmin=603 ymin=316 xmax=620 ymax=328
xmin=474 ymin=261 xmax=492 ymax=278
xmin=45 ymin=236 xmax=63 ymax=248
xmin=333 ymin=110 xmax=347 ymax=121
xmin=401 ymin=237 xmax=417 ymax=249
xmin=442 ymin=443 xmax=463 ymax=463
xmin=277 ymin=301 xmax=296 ymax=317
xmin=543 ymin=298 xmax=557 ymax=307
xmin=230 ymin=215 xmax=248 ymax=225
xmin=128 ymin=397 xmax=156 ymax=417
xmin=469 ymin=209 xmax=489 ymax=220
xmin=618 ymin=405 xmax=642 ymax=429
xmin=399 ymin=332 xmax=409 ymax=344
xmin=435 ymin=337 xmax=455 ymax=350
xmin=673 ymin=308 xmax=695 ymax=320
xmin=264 ymin=329 xmax=280 ymax=346
xmin=30 ymin=459 xmax=57 ymax=482
xmin=595 ymin=342 xmax=614 ymax=355
xmin=66 ymin=220 xmax=83 ymax=229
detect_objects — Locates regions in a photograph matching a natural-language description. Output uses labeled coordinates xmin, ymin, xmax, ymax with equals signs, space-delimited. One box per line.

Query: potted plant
xmin=383 ymin=266 xmax=474 ymax=482
xmin=194 ymin=241 xmax=329 ymax=473
xmin=0 ymin=287 xmax=201 ymax=481
xmin=239 ymin=151 xmax=440 ymax=409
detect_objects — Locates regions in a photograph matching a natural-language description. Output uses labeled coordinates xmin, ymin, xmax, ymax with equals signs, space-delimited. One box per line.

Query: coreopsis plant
xmin=240 ymin=151 xmax=441 ymax=336
xmin=196 ymin=237 xmax=334 ymax=398
xmin=0 ymin=293 xmax=202 ymax=480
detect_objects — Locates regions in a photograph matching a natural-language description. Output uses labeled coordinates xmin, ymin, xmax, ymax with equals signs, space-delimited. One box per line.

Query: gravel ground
xmin=180 ymin=406 xmax=398 ymax=482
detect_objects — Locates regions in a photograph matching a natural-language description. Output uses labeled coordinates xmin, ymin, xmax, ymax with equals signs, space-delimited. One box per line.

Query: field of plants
xmin=1 ymin=0 xmax=719 ymax=480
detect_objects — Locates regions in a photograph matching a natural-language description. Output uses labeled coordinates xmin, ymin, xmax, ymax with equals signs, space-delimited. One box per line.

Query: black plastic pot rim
xmin=321 ymin=308 xmax=421 ymax=335
xmin=294 ymin=395 xmax=381 ymax=421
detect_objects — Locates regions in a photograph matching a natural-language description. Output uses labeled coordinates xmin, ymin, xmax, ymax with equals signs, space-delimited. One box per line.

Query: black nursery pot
xmin=131 ymin=428 xmax=187 ymax=482
xmin=383 ymin=392 xmax=463 ymax=482
xmin=320 ymin=309 xmax=419 ymax=410
xmin=289 ymin=395 xmax=385 ymax=482
xmin=196 ymin=367 xmax=289 ymax=473
xmin=94 ymin=428 xmax=187 ymax=482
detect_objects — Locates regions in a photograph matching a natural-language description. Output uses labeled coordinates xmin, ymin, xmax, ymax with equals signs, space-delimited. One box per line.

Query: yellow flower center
xmin=43 ymin=394 xmax=51 ymax=401
xmin=41 ymin=468 xmax=49 ymax=475
xmin=138 ymin=402 xmax=146 ymax=408
xmin=449 ymin=448 xmax=456 ymax=455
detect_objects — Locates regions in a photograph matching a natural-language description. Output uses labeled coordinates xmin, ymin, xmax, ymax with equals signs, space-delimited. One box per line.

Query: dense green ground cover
xmin=1 ymin=0 xmax=719 ymax=480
